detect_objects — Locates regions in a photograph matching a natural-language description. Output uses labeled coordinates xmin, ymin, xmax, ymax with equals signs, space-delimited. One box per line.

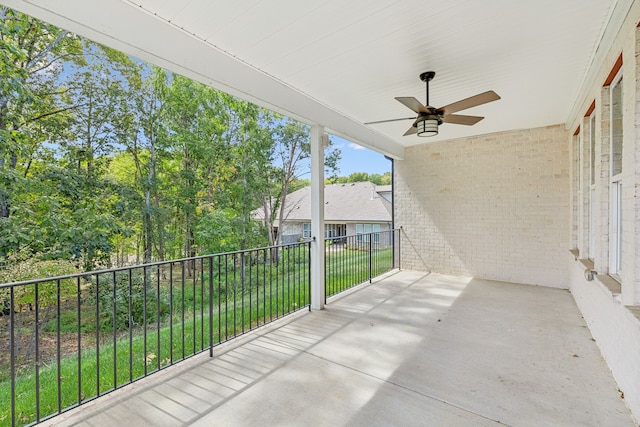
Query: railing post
xmin=398 ymin=227 xmax=402 ymax=270
xmin=369 ymin=234 xmax=373 ymax=283
xmin=392 ymin=229 xmax=396 ymax=269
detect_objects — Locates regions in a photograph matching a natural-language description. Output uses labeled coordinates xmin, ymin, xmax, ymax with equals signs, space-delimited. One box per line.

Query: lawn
xmin=0 ymin=244 xmax=395 ymax=426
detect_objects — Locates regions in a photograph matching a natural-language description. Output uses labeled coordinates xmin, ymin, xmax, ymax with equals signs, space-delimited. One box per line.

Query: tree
xmin=257 ymin=119 xmax=341 ymax=247
xmin=333 ymin=171 xmax=391 ymax=185
xmin=0 ymin=7 xmax=83 ymax=261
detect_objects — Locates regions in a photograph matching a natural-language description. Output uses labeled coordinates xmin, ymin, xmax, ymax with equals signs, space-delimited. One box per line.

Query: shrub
xmin=87 ymin=270 xmax=169 ymax=331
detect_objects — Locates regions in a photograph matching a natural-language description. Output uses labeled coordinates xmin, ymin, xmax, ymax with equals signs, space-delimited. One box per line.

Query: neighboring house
xmin=254 ymin=182 xmax=392 ymax=244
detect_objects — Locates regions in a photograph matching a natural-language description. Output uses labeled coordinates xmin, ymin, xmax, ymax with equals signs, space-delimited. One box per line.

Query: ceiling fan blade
xmin=442 ymin=114 xmax=484 ymax=126
xmin=395 ymin=97 xmax=429 ymax=114
xmin=364 ymin=117 xmax=416 ymax=125
xmin=438 ymin=90 xmax=500 ymax=115
xmin=403 ymin=125 xmax=418 ymax=136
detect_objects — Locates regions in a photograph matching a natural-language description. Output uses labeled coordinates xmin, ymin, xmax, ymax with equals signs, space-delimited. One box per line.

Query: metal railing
xmin=0 ymin=241 xmax=311 ymax=427
xmin=325 ymin=228 xmax=401 ymax=299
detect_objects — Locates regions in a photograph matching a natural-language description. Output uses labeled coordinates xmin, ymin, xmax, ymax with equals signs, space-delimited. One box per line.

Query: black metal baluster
xmin=276 ymin=246 xmax=287 ymax=318
xmin=56 ymin=279 xmax=62 ymax=413
xmin=201 ymin=258 xmax=205 ymax=351
xmin=369 ymin=233 xmax=373 ymax=283
xmin=35 ymin=282 xmax=40 ymax=422
xmin=128 ymin=268 xmax=132 ymax=382
xmin=10 ymin=286 xmax=15 ymax=427
xmin=112 ymin=271 xmax=117 ymax=389
xmin=262 ymin=249 xmax=266 ymax=324
xmin=248 ymin=251 xmax=252 ymax=332
xmin=225 ymin=255 xmax=229 ymax=341
xmin=169 ymin=263 xmax=173 ymax=364
xmin=95 ymin=274 xmax=100 ymax=396
xmin=308 ymin=242 xmax=312 ymax=310
xmin=143 ymin=267 xmax=147 ymax=376
xmin=181 ymin=260 xmax=185 ymax=360
xmin=157 ymin=265 xmax=161 ymax=371
xmin=270 ymin=246 xmax=274 ymax=321
xmin=240 ymin=253 xmax=244 ymax=334
xmin=209 ymin=257 xmax=214 ymax=357
xmin=218 ymin=256 xmax=222 ymax=344
xmin=193 ymin=260 xmax=196 ymax=354
xmin=77 ymin=276 xmax=82 ymax=405
xmin=233 ymin=255 xmax=237 ymax=337
xmin=297 ymin=244 xmax=301 ymax=310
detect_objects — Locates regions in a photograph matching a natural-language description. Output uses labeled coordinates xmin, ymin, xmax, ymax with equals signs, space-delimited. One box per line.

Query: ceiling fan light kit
xmin=416 ymin=117 xmax=439 ymax=137
xmin=365 ymin=71 xmax=500 ymax=138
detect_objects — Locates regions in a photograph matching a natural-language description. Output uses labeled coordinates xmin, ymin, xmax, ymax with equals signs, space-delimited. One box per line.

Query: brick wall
xmin=395 ymin=124 xmax=570 ymax=288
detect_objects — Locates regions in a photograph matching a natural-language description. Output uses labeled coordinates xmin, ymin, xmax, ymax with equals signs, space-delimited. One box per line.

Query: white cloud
xmin=349 ymin=142 xmax=365 ymax=150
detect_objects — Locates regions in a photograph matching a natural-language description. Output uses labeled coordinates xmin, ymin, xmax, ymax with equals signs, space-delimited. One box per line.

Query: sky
xmin=331 ymin=135 xmax=391 ymax=176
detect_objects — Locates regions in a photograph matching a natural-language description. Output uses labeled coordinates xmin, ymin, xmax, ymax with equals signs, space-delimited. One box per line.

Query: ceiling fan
xmin=365 ymin=71 xmax=500 ymax=137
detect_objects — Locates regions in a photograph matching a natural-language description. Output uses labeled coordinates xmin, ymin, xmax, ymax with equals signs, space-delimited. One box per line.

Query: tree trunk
xmin=143 ymin=142 xmax=156 ymax=264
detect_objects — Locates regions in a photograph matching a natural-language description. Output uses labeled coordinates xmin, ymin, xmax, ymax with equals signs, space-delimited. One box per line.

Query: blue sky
xmin=331 ymin=135 xmax=391 ymax=176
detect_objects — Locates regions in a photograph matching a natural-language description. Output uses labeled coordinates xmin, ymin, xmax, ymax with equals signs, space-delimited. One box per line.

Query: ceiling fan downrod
xmin=420 ymin=71 xmax=436 ymax=106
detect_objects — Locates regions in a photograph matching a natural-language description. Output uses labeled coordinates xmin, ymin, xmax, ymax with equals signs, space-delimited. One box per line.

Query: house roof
xmin=3 ymin=1 xmax=627 ymax=159
xmin=263 ymin=182 xmax=392 ymax=223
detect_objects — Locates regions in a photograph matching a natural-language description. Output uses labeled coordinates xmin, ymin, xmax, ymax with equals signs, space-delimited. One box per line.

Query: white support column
xmin=310 ymin=125 xmax=325 ymax=310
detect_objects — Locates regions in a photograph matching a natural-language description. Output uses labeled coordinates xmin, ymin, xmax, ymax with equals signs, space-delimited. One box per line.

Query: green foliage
xmin=0 ymin=256 xmax=78 ymax=312
xmin=195 ymin=209 xmax=267 ymax=255
xmin=0 ymin=8 xmax=343 ymax=276
xmin=87 ymin=270 xmax=169 ymax=330
xmin=332 ymin=171 xmax=392 ymax=185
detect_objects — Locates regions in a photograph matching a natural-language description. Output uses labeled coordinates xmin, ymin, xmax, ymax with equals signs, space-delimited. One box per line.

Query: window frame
xmin=356 ymin=223 xmax=381 ymax=243
xmin=302 ymin=222 xmax=311 ymax=239
xmin=588 ymin=113 xmax=596 ymax=260
xmin=609 ymin=71 xmax=623 ymax=276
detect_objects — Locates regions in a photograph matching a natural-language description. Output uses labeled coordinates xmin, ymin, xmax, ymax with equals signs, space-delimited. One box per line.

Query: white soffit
xmin=2 ymin=0 xmax=623 ymax=156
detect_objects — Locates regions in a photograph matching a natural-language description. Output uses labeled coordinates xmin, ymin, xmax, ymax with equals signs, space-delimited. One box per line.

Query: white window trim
xmin=356 ymin=223 xmax=381 ymax=243
xmin=609 ymin=72 xmax=623 ymax=276
xmin=588 ymin=113 xmax=596 ymax=260
xmin=576 ymin=130 xmax=582 ymax=252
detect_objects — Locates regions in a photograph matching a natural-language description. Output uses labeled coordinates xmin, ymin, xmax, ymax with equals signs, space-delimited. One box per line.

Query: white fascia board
xmin=5 ymin=0 xmax=405 ymax=159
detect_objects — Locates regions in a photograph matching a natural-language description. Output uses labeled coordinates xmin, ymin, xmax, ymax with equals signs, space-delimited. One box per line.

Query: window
xmin=356 ymin=223 xmax=381 ymax=243
xmin=609 ymin=73 xmax=623 ymax=275
xmin=324 ymin=224 xmax=339 ymax=238
xmin=302 ymin=223 xmax=311 ymax=238
xmin=588 ymin=113 xmax=596 ymax=259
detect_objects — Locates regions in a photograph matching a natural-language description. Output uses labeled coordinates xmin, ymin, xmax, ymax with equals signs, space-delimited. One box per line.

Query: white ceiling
xmin=2 ymin=0 xmax=628 ymax=158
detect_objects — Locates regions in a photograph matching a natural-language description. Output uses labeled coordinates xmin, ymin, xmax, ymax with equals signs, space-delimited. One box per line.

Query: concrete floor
xmin=47 ymin=270 xmax=635 ymax=427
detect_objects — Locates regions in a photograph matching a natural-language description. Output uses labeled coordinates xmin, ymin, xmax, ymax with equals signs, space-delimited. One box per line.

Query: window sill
xmin=626 ymin=306 xmax=640 ymax=322
xmin=595 ymin=274 xmax=622 ymax=303
xmin=568 ymin=250 xmax=621 ymax=303
xmin=579 ymin=258 xmax=594 ymax=271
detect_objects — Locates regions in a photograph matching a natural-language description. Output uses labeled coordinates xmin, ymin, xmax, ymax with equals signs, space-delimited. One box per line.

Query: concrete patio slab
xmin=45 ymin=270 xmax=635 ymax=427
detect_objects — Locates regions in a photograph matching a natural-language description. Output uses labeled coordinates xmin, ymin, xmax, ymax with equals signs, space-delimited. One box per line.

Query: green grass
xmin=0 ymin=258 xmax=310 ymax=426
xmin=0 ymin=245 xmax=395 ymax=426
xmin=325 ymin=246 xmax=393 ymax=297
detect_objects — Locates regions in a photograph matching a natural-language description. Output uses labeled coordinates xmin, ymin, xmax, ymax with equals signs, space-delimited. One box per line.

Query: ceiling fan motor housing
xmin=415 ymin=109 xmax=443 ymax=126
